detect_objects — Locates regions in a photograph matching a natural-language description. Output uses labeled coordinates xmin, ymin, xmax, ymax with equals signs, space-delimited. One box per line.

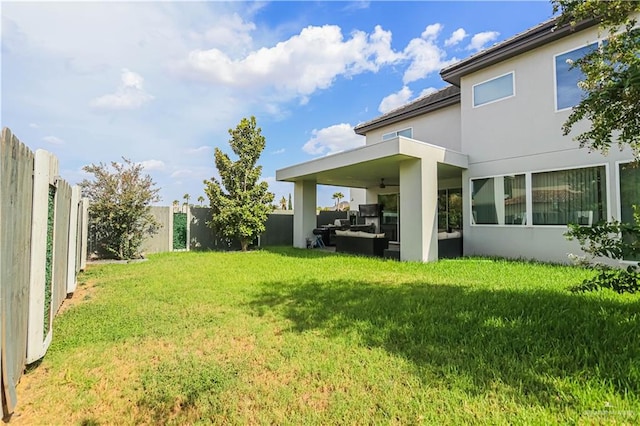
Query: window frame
xmin=615 ymin=160 xmax=640 ymax=263
xmin=553 ymin=40 xmax=602 ymax=112
xmin=469 ymin=172 xmax=528 ymax=227
xmin=469 ymin=163 xmax=610 ymax=228
xmin=530 ymin=164 xmax=609 ymax=227
xmin=382 ymin=127 xmax=413 ymax=141
xmin=472 ymin=71 xmax=516 ymax=108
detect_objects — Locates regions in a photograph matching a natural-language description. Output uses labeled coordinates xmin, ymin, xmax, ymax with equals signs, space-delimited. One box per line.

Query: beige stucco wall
xmin=460 ymin=24 xmax=636 ymax=263
xmin=365 ymin=103 xmax=461 ymax=151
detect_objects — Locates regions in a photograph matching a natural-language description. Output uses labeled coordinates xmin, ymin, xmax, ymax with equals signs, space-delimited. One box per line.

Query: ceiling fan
xmin=379 ymin=178 xmax=399 ymax=189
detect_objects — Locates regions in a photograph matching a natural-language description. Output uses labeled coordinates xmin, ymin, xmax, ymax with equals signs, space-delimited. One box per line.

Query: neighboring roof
xmin=440 ymin=17 xmax=598 ymax=86
xmin=354 ymin=85 xmax=460 ymax=135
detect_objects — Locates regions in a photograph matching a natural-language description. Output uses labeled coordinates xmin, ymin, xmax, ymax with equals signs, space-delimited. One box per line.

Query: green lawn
xmin=16 ymin=248 xmax=640 ymax=425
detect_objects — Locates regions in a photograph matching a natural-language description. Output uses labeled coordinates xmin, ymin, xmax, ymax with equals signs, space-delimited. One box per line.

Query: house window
xmin=531 ymin=166 xmax=606 ymax=225
xmin=382 ymin=128 xmax=412 ymax=141
xmin=619 ymin=162 xmax=640 ymax=261
xmin=555 ymin=43 xmax=598 ymax=110
xmin=379 ymin=193 xmax=399 ymax=242
xmin=472 ymin=72 xmax=514 ymax=107
xmin=471 ymin=175 xmax=526 ymax=225
xmin=472 ymin=178 xmax=498 ymax=224
xmin=504 ymin=175 xmax=527 ymax=225
xmin=438 ymin=188 xmax=462 ymax=231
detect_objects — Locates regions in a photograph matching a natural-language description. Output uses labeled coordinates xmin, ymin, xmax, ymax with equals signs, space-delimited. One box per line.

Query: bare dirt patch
xmin=57 ymin=279 xmax=99 ymax=315
xmin=8 ymin=280 xmax=101 ymax=424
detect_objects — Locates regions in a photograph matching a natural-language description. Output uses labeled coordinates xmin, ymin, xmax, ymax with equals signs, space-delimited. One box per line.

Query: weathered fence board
xmin=52 ymin=180 xmax=71 ymax=315
xmin=79 ymin=198 xmax=88 ymax=271
xmin=67 ymin=186 xmax=80 ymax=294
xmin=1 ymin=128 xmax=88 ymax=418
xmin=26 ymin=149 xmax=56 ymax=364
xmin=0 ymin=128 xmax=34 ymax=416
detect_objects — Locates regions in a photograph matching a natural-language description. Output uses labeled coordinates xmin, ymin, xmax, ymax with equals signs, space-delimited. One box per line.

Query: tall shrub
xmin=565 ymin=206 xmax=640 ymax=293
xmin=81 ymin=158 xmax=161 ymax=259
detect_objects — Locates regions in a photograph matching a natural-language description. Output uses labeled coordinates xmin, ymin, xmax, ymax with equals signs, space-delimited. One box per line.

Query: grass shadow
xmin=262 ymin=246 xmax=339 ymax=259
xmin=250 ymin=277 xmax=639 ymax=406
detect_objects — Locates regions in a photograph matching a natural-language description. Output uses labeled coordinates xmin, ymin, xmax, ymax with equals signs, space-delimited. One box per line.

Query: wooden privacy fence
xmin=0 ymin=128 xmax=89 ymax=418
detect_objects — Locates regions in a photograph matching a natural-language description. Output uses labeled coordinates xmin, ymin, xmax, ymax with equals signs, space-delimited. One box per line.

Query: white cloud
xmin=378 ymin=86 xmax=413 ymax=114
xmin=183 ymin=24 xmax=402 ymax=102
xmin=402 ymin=23 xmax=456 ymax=84
xmin=421 ymin=23 xmax=443 ymax=40
xmin=187 ymin=146 xmax=211 ymax=154
xmin=139 ymin=159 xmax=165 ymax=171
xmin=42 ymin=135 xmax=63 ymax=145
xmin=467 ymin=31 xmax=500 ymax=51
xmin=170 ymin=169 xmax=194 ymax=178
xmin=445 ymin=28 xmax=467 ymax=47
xmin=368 ymin=25 xmax=404 ymax=66
xmin=272 ymin=148 xmax=285 ymax=155
xmin=199 ymin=13 xmax=255 ymax=54
xmin=403 ymin=41 xmax=449 ymax=84
xmin=302 ymin=123 xmax=365 ymax=156
xmin=29 ymin=123 xmax=40 ymax=128
xmin=90 ymin=69 xmax=154 ymax=110
xmin=342 ymin=1 xmax=371 ymax=12
xmin=378 ymin=86 xmax=440 ymax=114
xmin=419 ymin=87 xmax=439 ymax=98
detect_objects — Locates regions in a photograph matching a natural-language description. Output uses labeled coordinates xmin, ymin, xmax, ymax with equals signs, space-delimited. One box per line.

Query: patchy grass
xmin=12 ymin=248 xmax=640 ymax=425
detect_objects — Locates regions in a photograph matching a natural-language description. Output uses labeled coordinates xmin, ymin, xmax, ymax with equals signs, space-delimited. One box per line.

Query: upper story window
xmin=472 ymin=72 xmax=514 ymax=107
xmin=554 ymin=42 xmax=599 ymax=111
xmin=382 ymin=128 xmax=412 ymax=141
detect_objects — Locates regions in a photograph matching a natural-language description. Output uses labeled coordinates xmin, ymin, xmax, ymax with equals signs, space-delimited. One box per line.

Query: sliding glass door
xmin=378 ymin=194 xmax=399 ymax=242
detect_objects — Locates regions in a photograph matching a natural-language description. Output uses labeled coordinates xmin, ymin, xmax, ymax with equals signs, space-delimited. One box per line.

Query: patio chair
xmin=313 ymin=234 xmax=325 ymax=248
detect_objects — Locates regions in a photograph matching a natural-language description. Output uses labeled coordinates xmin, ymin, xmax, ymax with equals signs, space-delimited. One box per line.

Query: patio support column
xmin=399 ymin=158 xmax=438 ymax=262
xmin=293 ymin=180 xmax=316 ymax=248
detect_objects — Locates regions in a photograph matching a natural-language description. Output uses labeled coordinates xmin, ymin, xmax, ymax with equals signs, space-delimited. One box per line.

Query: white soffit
xmin=276 ymin=137 xmax=468 ymax=188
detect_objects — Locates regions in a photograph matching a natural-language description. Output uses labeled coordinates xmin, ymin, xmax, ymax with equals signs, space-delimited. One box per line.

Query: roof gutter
xmin=354 ymin=91 xmax=460 ymax=135
xmin=440 ymin=18 xmax=599 ymax=86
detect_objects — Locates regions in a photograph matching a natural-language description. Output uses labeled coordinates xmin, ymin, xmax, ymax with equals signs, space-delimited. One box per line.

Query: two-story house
xmin=275 ymin=17 xmax=639 ymax=263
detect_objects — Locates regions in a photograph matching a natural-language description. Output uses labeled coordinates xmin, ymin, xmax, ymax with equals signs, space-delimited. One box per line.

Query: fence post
xmin=26 ymin=150 xmax=57 ymax=364
xmin=186 ymin=207 xmax=191 ymax=251
xmin=66 ymin=186 xmax=80 ymax=294
xmin=79 ymin=198 xmax=89 ymax=271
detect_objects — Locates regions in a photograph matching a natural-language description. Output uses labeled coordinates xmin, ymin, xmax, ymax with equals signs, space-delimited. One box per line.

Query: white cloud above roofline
xmin=466 ymin=31 xmax=500 ymax=51
xmin=90 ymin=69 xmax=154 ymax=111
xmin=302 ymin=123 xmax=365 ymax=156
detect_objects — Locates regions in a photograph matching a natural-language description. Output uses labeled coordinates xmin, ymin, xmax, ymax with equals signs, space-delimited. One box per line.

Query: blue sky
xmin=2 ymin=1 xmax=554 ymax=208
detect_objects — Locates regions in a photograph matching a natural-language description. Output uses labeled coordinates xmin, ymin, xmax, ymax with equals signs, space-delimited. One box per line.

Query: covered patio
xmin=276 ymin=136 xmax=468 ymax=262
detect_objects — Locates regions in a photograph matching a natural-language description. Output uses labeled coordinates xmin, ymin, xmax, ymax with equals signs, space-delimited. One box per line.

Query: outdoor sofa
xmin=334 ymin=229 xmax=389 ymax=257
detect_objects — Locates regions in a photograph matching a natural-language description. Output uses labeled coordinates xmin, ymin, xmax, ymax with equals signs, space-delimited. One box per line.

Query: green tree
xmin=279 ymin=196 xmax=287 ymax=210
xmin=183 ymin=193 xmax=190 ymax=206
xmin=553 ymin=0 xmax=640 ymax=158
xmin=332 ymin=192 xmax=344 ymax=211
xmin=565 ymin=206 xmax=640 ymax=293
xmin=80 ymin=158 xmax=161 ymax=259
xmin=555 ymin=1 xmax=640 ymax=293
xmin=203 ymin=116 xmax=274 ymax=251
xmin=197 ymin=195 xmax=205 ymax=206
xmin=288 ymin=193 xmax=293 ymax=210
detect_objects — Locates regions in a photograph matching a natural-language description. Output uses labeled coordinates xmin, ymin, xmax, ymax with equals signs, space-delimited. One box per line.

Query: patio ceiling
xmin=284 ymin=154 xmax=408 ymax=189
xmin=276 ymin=137 xmax=468 ymax=189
